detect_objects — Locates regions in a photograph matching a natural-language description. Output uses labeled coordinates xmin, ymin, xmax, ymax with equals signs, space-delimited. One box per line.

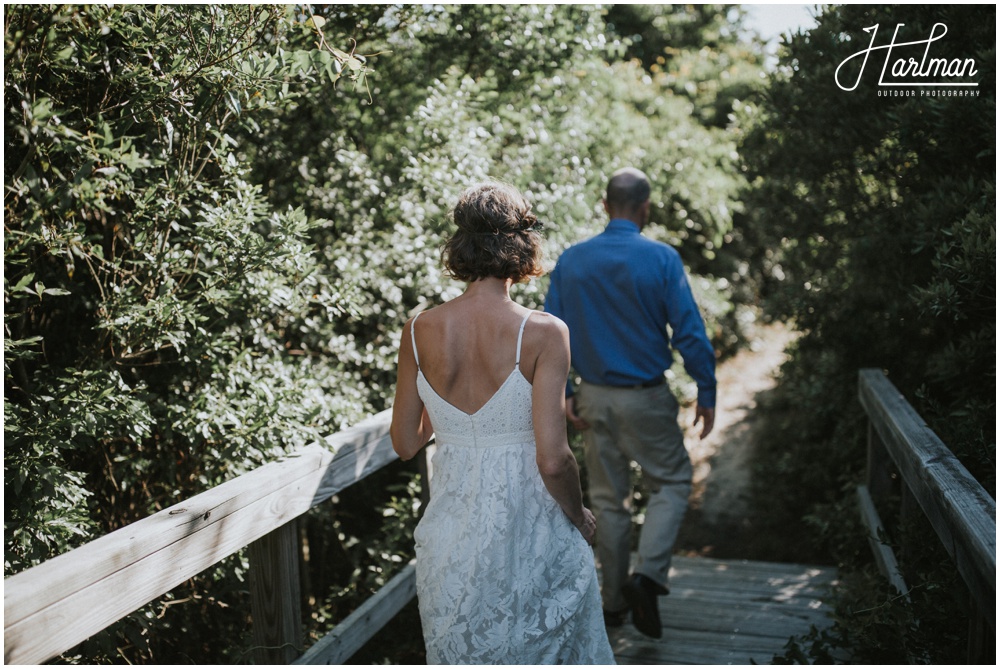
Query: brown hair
xmin=442 ymin=182 xmax=544 ymax=283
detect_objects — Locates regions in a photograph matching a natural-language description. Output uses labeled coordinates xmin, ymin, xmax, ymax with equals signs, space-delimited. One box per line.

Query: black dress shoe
xmin=622 ymin=573 xmax=663 ymax=639
xmin=603 ymin=607 xmax=628 ymax=628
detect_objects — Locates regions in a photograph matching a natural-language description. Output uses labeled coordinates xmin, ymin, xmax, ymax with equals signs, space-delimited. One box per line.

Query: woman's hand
xmin=565 ymin=395 xmax=590 ymax=432
xmin=574 ymin=507 xmax=597 ymax=546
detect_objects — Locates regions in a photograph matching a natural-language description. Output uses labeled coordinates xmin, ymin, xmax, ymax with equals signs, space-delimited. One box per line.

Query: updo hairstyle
xmin=442 ymin=182 xmax=545 ymax=283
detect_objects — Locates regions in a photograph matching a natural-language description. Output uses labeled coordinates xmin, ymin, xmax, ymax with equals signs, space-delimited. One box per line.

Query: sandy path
xmin=676 ymin=323 xmax=797 ymax=555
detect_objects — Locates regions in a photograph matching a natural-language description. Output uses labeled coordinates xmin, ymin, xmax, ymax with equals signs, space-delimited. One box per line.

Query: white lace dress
xmin=410 ymin=311 xmax=615 ymax=665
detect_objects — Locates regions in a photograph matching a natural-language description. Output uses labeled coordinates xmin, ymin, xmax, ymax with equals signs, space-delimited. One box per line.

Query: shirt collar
xmin=606 ymin=218 xmax=641 ymax=233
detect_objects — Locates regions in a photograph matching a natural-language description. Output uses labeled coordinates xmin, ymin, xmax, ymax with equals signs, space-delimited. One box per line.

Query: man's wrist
xmin=697 ymin=386 xmax=716 ymax=408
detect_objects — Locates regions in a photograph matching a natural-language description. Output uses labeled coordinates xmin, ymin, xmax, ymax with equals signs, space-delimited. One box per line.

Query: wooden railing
xmin=3 ymin=409 xmax=425 ymax=665
xmin=857 ymin=369 xmax=996 ymax=663
xmin=8 ymin=370 xmax=994 ymax=664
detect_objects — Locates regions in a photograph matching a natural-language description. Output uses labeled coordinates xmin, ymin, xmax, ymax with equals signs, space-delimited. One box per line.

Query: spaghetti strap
xmin=514 ymin=311 xmax=536 ymax=369
xmin=410 ymin=313 xmax=422 ymax=369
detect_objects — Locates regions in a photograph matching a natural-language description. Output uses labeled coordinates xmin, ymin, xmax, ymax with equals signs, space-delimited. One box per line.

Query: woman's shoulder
xmin=525 ymin=310 xmax=570 ymax=347
xmin=407 ymin=302 xmax=447 ymax=324
xmin=520 ymin=310 xmax=570 ymax=375
xmin=529 ymin=309 xmax=567 ymax=330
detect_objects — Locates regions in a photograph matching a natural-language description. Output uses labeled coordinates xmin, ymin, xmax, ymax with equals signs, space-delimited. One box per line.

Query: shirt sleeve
xmin=543 ymin=263 xmax=575 ymax=398
xmin=663 ymin=254 xmax=717 ymax=408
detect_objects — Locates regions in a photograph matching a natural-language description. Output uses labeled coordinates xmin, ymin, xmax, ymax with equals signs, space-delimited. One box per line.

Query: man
xmin=544 ymin=167 xmax=716 ymax=639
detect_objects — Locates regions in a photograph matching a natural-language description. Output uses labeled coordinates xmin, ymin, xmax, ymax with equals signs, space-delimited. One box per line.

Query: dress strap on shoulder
xmin=410 ymin=312 xmax=422 ymax=369
xmin=515 ymin=311 xmax=542 ymax=368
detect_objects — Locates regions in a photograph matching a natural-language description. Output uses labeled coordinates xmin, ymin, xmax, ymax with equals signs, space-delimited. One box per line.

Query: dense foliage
xmin=5 ymin=4 xmax=763 ymax=663
xmin=10 ymin=3 xmax=990 ymax=664
xmin=736 ymin=4 xmax=995 ymax=663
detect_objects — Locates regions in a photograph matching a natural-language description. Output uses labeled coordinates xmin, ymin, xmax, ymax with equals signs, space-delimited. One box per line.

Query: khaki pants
xmin=576 ymin=381 xmax=692 ymax=612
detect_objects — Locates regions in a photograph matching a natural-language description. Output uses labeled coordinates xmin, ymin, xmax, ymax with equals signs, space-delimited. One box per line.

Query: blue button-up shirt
xmin=544 ymin=218 xmax=717 ymax=408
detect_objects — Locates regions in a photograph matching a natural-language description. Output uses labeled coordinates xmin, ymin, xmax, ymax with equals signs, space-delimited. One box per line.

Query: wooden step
xmin=608 ymin=555 xmax=839 ymax=665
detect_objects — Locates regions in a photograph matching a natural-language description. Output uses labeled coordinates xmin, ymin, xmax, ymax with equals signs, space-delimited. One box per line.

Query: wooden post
xmin=249 ymin=519 xmax=302 ymax=664
xmin=865 ymin=422 xmax=894 ymax=504
xmin=898 ymin=482 xmax=920 ymax=569
xmin=966 ymin=593 xmax=995 ymax=664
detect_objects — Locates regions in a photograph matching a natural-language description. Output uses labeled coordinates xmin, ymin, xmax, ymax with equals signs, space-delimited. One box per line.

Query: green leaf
xmin=12 ymin=273 xmax=35 ymax=292
xmin=263 ymin=55 xmax=278 ymax=78
xmin=324 ymin=62 xmax=339 ymax=83
xmin=291 ymin=50 xmax=312 ymax=75
xmin=224 ymin=90 xmax=242 ymax=117
xmin=73 ymin=160 xmax=95 ymax=184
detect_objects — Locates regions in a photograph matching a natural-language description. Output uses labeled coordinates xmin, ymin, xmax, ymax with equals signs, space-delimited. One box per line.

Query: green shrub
xmin=5 ymin=4 xmax=766 ymax=662
xmin=738 ymin=4 xmax=995 ymax=662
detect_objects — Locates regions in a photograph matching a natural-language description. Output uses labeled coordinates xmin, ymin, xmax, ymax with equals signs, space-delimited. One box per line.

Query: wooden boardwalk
xmin=7 ymin=371 xmax=992 ymax=665
xmin=608 ymin=555 xmax=839 ymax=665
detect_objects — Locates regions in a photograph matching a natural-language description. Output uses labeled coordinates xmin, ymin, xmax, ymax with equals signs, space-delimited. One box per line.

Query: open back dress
xmin=411 ymin=310 xmax=615 ymax=665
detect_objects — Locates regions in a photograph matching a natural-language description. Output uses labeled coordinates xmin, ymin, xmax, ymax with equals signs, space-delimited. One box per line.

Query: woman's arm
xmin=531 ymin=315 xmax=595 ymax=544
xmin=390 ymin=317 xmax=433 ymax=460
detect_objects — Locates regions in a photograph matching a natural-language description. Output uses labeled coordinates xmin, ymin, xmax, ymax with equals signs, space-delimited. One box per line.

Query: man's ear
xmin=602 ymin=199 xmax=610 ymax=216
xmin=640 ymin=199 xmax=651 ymax=220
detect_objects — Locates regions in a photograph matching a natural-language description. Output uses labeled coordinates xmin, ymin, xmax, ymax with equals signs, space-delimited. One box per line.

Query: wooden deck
xmin=608 ymin=555 xmax=839 ymax=665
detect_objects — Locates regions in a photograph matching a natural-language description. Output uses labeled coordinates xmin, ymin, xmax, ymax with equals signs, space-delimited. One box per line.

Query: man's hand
xmin=566 ymin=395 xmax=590 ymax=431
xmin=694 ymin=406 xmax=715 ymax=439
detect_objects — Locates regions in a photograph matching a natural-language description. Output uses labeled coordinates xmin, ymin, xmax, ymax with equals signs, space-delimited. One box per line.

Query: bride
xmin=391 ymin=182 xmax=615 ymax=664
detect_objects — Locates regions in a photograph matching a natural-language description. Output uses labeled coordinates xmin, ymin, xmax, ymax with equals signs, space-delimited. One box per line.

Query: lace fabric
xmin=411 ymin=311 xmax=615 ymax=665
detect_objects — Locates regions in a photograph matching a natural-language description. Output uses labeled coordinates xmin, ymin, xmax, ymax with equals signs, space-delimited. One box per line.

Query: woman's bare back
xmin=411 ymin=295 xmax=540 ymax=416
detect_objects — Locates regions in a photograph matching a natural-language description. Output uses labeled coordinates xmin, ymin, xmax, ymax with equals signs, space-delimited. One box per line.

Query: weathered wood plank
xmin=856 ymin=484 xmax=909 ymax=596
xmin=614 ymin=627 xmax=794 ymax=665
xmin=294 ymin=561 xmax=417 ymax=665
xmin=858 ymin=369 xmax=996 ymax=625
xmin=5 ymin=467 xmax=323 ymax=664
xmin=668 ymin=612 xmax=830 ymax=635
xmin=667 ymin=558 xmax=837 ymax=597
xmin=659 ymin=601 xmax=831 ymax=637
xmin=666 ymin=579 xmax=836 ymax=608
xmin=610 ymin=555 xmax=838 ymax=665
xmin=671 ymin=555 xmax=835 ymax=576
xmin=310 ymin=410 xmax=398 ymax=506
xmin=667 ymin=578 xmax=834 ymax=603
xmin=5 ymin=445 xmax=326 ymax=624
xmin=685 ymin=552 xmax=830 ymax=583
xmin=3 ymin=410 xmax=396 ymax=665
xmin=668 ymin=582 xmax=833 ymax=605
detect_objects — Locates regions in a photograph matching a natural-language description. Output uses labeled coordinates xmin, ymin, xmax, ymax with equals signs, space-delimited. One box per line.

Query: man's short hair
xmin=606 ymin=168 xmax=651 ymax=213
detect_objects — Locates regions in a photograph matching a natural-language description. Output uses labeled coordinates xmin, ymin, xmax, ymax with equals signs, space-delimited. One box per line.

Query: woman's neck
xmin=462 ymin=277 xmax=514 ymax=302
